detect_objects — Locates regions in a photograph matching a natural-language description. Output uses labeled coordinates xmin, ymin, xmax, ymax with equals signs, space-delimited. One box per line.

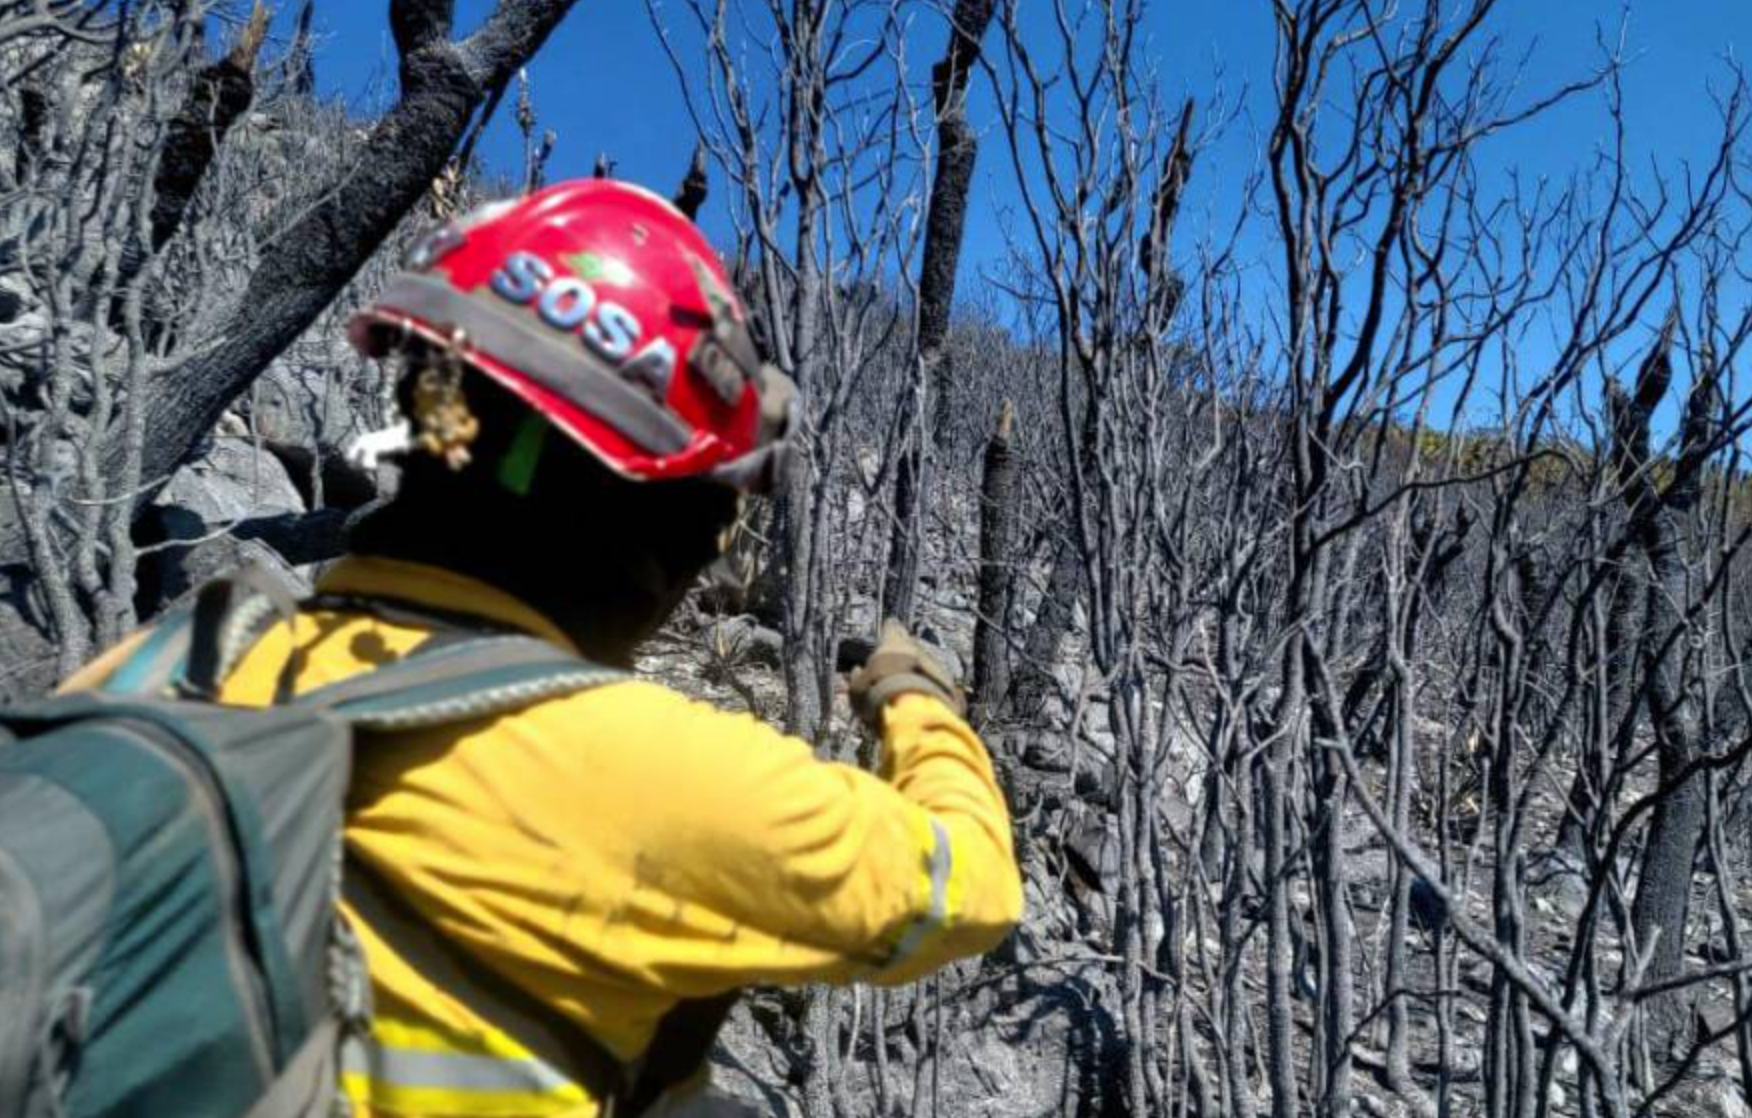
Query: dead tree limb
xmin=881 ymin=0 xmax=997 ymax=625
xmin=147 ymin=2 xmax=270 ymax=253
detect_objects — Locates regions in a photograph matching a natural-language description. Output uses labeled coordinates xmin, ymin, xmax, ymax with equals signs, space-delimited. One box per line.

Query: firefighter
xmin=78 ymin=179 xmax=1020 ymax=1117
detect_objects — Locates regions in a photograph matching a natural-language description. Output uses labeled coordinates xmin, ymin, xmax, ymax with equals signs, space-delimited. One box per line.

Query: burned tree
xmin=881 ymin=0 xmax=998 ymax=626
xmin=0 ymin=0 xmax=588 ymax=683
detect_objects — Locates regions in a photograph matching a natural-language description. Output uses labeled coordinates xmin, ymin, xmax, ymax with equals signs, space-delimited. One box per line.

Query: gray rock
xmin=1065 ymin=808 xmax=1121 ymax=888
xmin=921 ymin=635 xmax=964 ymax=682
xmin=1526 ymin=845 xmax=1597 ymax=919
xmin=709 ymin=966 xmax=1118 ymax=1118
xmin=161 ymin=436 xmax=306 ymax=524
xmin=709 ymin=1000 xmax=805 ymax=1118
xmin=1017 ymin=727 xmax=1073 ymax=774
xmin=137 ymin=436 xmax=311 ymax=614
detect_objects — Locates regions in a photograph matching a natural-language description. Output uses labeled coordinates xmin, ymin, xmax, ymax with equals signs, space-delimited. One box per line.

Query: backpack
xmin=0 ymin=569 xmax=624 ymax=1118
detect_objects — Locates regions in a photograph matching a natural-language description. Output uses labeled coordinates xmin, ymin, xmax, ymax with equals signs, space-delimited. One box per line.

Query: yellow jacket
xmin=67 ymin=556 xmax=1022 ymax=1117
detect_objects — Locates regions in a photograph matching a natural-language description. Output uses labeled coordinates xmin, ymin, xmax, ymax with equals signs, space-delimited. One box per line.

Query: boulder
xmin=135 ymin=436 xmax=311 ymax=616
xmin=164 ymin=435 xmax=306 ymax=522
xmin=1703 ymin=1081 xmax=1752 ymax=1118
xmin=1525 ymin=845 xmax=1596 ymax=919
xmin=710 ymin=961 xmax=1117 ymax=1118
xmin=1064 ymin=808 xmax=1121 ymax=889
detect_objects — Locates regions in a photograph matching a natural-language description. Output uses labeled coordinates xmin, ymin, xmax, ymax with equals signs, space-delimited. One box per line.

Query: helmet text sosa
xmin=490 ymin=249 xmax=679 ymax=386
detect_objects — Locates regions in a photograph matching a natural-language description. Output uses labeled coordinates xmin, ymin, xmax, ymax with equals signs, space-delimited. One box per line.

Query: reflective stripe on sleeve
xmin=341 ymin=1017 xmax=590 ymax=1117
xmin=885 ymin=817 xmax=953 ymax=967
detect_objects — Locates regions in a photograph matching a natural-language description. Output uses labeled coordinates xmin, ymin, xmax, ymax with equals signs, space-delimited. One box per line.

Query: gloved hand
xmin=848 ymin=619 xmax=965 ymax=727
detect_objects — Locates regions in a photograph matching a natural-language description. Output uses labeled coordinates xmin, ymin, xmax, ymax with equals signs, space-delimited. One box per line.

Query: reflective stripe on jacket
xmin=338 ymin=1015 xmax=588 ymax=1117
xmin=64 ymin=555 xmax=1023 ymax=1117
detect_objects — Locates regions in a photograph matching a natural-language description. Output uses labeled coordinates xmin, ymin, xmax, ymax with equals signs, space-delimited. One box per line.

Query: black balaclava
xmin=348 ymin=366 xmax=737 ymax=667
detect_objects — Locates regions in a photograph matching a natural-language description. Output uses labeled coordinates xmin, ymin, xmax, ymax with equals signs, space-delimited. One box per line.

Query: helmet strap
xmin=496 ymin=411 xmax=550 ymax=497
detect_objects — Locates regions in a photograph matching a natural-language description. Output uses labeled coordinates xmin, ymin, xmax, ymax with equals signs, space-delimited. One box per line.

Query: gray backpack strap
xmin=179 ymin=565 xmax=301 ymax=700
xmin=295 ymin=635 xmax=626 ymax=730
xmin=103 ymin=563 xmax=301 ymax=700
xmin=241 ymin=1017 xmax=338 ymax=1118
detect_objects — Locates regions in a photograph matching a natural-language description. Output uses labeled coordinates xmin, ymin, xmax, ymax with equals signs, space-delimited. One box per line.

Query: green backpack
xmin=0 ymin=569 xmax=622 ymax=1118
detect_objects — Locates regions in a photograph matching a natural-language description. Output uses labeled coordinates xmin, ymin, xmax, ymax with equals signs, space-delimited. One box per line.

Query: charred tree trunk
xmin=969 ymin=400 xmax=1016 ymax=723
xmin=1614 ymin=333 xmax=1719 ymax=1051
xmin=880 ymin=0 xmax=996 ymax=624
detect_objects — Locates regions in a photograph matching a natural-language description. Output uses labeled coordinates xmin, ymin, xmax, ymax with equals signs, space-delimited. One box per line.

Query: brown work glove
xmin=848 ymin=619 xmax=965 ymax=728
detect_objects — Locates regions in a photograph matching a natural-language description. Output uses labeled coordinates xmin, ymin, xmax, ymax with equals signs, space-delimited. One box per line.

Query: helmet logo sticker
xmin=565 ymin=251 xmax=635 ymax=286
xmin=489 ymin=250 xmax=675 ymax=386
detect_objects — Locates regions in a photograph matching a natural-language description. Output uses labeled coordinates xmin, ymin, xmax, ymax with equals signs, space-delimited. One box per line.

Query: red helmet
xmin=348 ymin=178 xmax=794 ymax=491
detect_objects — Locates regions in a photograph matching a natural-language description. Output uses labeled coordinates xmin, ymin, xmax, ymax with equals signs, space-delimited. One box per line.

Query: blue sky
xmin=253 ymin=1 xmax=1752 ymax=433
xmin=272 ymin=2 xmax=1748 ymax=282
